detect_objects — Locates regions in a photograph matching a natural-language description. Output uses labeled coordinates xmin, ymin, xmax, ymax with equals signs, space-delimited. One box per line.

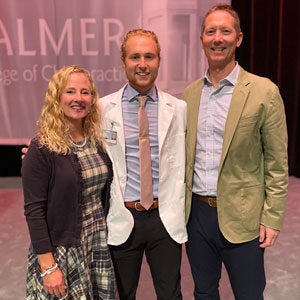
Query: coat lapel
xmin=187 ymin=80 xmax=203 ymax=154
xmin=101 ymin=87 xmax=127 ymax=192
xmin=157 ymin=91 xmax=175 ymax=153
xmin=219 ymin=69 xmax=250 ymax=172
xmin=103 ymin=88 xmax=126 ymax=152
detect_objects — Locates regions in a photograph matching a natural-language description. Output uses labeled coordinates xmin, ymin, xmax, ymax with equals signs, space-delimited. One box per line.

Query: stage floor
xmin=1 ymin=176 xmax=299 ymax=299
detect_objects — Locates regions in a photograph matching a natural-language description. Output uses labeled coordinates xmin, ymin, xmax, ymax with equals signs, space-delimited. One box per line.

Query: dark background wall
xmin=0 ymin=145 xmax=24 ymax=176
xmin=232 ymin=0 xmax=300 ymax=177
xmin=1 ymin=0 xmax=299 ymax=177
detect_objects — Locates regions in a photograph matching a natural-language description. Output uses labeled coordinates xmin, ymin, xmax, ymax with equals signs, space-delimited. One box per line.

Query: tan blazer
xmin=99 ymin=85 xmax=188 ymax=246
xmin=182 ymin=67 xmax=288 ymax=243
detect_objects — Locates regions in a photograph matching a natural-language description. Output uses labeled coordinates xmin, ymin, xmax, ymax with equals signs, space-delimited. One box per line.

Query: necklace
xmin=70 ymin=136 xmax=87 ymax=148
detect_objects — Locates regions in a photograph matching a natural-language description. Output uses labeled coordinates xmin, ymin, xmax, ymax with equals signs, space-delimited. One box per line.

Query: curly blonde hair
xmin=37 ymin=65 xmax=103 ymax=154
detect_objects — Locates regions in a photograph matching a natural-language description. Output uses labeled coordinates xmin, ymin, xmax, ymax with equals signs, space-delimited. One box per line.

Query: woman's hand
xmin=38 ymin=253 xmax=67 ymax=298
xmin=42 ymin=267 xmax=67 ymax=298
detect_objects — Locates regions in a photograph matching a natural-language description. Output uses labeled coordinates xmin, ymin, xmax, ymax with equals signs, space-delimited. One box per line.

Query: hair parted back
xmin=121 ymin=29 xmax=161 ymax=62
xmin=37 ymin=65 xmax=103 ymax=154
xmin=201 ymin=4 xmax=241 ymax=35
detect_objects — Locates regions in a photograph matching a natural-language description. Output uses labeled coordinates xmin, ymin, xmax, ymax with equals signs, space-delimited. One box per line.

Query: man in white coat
xmin=99 ymin=29 xmax=187 ymax=299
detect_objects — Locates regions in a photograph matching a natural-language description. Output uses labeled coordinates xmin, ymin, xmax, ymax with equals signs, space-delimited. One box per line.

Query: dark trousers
xmin=186 ymin=196 xmax=266 ymax=300
xmin=109 ymin=208 xmax=182 ymax=300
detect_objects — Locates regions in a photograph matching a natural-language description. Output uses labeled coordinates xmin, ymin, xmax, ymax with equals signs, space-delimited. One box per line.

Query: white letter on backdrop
xmin=80 ymin=19 xmax=98 ymax=56
xmin=17 ymin=19 xmax=36 ymax=56
xmin=39 ymin=18 xmax=74 ymax=56
xmin=103 ymin=18 xmax=124 ymax=56
xmin=0 ymin=19 xmax=13 ymax=55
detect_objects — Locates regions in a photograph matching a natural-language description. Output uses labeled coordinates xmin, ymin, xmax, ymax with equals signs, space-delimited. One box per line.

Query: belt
xmin=125 ymin=199 xmax=158 ymax=211
xmin=192 ymin=193 xmax=217 ymax=207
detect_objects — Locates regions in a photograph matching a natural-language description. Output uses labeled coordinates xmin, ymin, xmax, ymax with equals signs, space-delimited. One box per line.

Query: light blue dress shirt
xmin=122 ymin=84 xmax=159 ymax=201
xmin=192 ymin=63 xmax=240 ymax=196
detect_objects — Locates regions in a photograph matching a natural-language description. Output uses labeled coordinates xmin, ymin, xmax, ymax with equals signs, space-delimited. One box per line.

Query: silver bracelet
xmin=40 ymin=262 xmax=58 ymax=278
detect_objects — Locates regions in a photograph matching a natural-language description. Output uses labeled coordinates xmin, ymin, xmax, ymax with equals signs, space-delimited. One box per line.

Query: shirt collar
xmin=123 ymin=83 xmax=158 ymax=102
xmin=204 ymin=62 xmax=240 ymax=87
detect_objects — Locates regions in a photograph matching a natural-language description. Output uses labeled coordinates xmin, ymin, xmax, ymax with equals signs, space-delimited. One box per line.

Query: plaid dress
xmin=26 ymin=144 xmax=116 ymax=299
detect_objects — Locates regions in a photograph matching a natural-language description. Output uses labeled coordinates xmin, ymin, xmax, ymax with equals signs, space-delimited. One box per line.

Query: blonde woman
xmin=22 ymin=65 xmax=116 ymax=299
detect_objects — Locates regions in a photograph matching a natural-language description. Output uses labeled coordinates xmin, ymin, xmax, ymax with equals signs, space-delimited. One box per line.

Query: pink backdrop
xmin=0 ymin=0 xmax=229 ymax=144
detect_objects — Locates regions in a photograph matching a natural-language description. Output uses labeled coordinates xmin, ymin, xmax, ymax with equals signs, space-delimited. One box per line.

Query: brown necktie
xmin=136 ymin=95 xmax=154 ymax=210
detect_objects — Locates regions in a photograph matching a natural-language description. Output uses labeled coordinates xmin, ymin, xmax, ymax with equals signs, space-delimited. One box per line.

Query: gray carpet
xmin=0 ymin=176 xmax=299 ymax=299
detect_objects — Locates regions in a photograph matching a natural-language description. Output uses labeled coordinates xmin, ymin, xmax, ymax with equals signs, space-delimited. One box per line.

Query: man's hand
xmin=21 ymin=140 xmax=30 ymax=159
xmin=259 ymin=224 xmax=279 ymax=248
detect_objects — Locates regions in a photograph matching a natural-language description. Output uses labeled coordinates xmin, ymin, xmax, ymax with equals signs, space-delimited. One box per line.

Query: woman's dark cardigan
xmin=22 ymin=138 xmax=112 ymax=254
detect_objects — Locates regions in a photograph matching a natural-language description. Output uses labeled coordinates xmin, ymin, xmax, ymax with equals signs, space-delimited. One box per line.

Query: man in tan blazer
xmin=182 ymin=4 xmax=288 ymax=300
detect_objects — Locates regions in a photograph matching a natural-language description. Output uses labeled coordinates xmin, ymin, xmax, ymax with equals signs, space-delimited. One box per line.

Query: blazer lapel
xmin=157 ymin=91 xmax=175 ymax=152
xmin=183 ymin=79 xmax=203 ymax=163
xmin=188 ymin=80 xmax=203 ymax=153
xmin=102 ymin=88 xmax=127 ymax=192
xmin=219 ymin=69 xmax=250 ymax=172
xmin=103 ymin=88 xmax=126 ymax=151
